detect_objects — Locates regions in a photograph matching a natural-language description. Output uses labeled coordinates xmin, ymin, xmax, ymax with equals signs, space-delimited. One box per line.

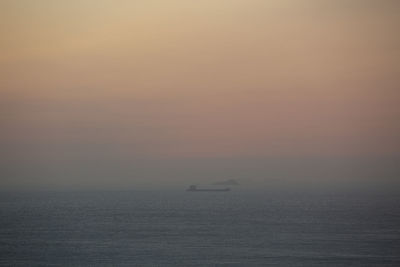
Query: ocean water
xmin=0 ymin=190 xmax=399 ymax=266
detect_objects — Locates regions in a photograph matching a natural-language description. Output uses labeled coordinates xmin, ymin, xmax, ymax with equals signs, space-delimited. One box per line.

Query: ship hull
xmin=186 ymin=188 xmax=230 ymax=192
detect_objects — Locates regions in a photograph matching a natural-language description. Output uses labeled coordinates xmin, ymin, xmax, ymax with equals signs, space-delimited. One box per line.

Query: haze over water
xmin=1 ymin=0 xmax=399 ymax=189
xmin=0 ymin=0 xmax=399 ymax=266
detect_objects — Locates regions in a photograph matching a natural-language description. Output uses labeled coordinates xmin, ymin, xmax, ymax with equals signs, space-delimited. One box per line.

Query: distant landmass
xmin=213 ymin=179 xmax=239 ymax=186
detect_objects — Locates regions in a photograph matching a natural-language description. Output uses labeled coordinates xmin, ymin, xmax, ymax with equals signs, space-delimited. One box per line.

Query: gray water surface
xmin=1 ymin=191 xmax=399 ymax=266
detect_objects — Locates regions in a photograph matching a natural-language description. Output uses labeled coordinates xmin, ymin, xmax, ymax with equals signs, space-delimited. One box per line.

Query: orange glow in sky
xmin=1 ymin=0 xmax=399 ymax=160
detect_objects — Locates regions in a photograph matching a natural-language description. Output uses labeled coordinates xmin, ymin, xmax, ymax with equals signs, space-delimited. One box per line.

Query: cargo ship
xmin=186 ymin=185 xmax=230 ymax=192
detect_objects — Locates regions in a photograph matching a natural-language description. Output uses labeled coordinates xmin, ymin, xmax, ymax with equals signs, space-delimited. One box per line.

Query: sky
xmin=1 ymin=0 xmax=399 ymax=189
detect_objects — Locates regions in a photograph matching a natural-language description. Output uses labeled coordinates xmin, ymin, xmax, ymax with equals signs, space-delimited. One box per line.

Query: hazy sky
xmin=1 ymin=0 xmax=399 ymax=188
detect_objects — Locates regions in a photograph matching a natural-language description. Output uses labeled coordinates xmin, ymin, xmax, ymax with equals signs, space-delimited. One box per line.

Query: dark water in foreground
xmin=0 ymin=190 xmax=399 ymax=266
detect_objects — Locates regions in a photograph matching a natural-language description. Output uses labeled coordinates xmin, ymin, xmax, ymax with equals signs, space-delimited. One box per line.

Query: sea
xmin=0 ymin=190 xmax=399 ymax=266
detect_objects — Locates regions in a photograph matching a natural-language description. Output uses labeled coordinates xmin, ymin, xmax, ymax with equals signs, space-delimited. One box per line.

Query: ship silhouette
xmin=186 ymin=185 xmax=231 ymax=192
